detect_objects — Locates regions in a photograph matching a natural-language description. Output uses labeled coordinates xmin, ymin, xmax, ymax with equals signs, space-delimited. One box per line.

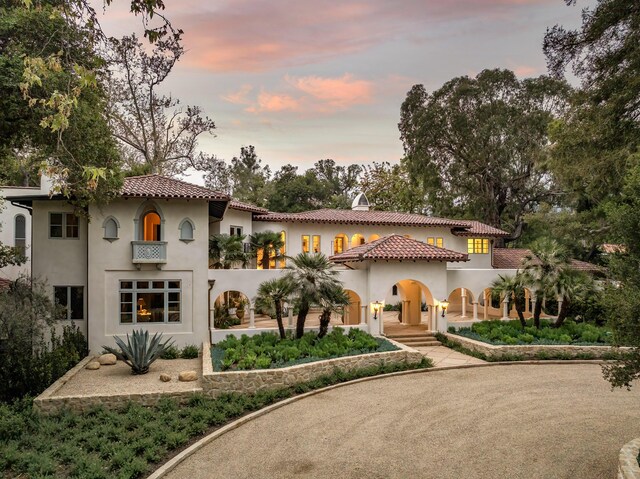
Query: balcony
xmin=132 ymin=241 xmax=167 ymax=269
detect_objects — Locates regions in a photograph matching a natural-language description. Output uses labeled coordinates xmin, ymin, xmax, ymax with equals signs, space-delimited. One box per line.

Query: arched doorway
xmin=382 ymin=280 xmax=434 ymax=333
xmin=342 ymin=290 xmax=362 ymax=325
xmin=142 ymin=211 xmax=161 ymax=241
xmin=214 ymin=291 xmax=251 ymax=329
xmin=447 ymin=288 xmax=475 ymax=320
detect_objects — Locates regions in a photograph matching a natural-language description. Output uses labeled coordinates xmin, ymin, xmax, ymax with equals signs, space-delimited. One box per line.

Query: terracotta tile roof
xmin=0 ymin=277 xmax=11 ymax=290
xmin=121 ymin=175 xmax=228 ymax=200
xmin=254 ymin=209 xmax=470 ymax=228
xmin=600 ymin=243 xmax=625 ymax=254
xmin=228 ymin=200 xmax=268 ymax=214
xmin=330 ymin=235 xmax=468 ymax=263
xmin=492 ymin=248 xmax=604 ymax=274
xmin=452 ymin=220 xmax=510 ymax=237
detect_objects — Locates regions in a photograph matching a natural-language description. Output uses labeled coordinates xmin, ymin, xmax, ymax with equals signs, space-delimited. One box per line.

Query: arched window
xmin=141 ymin=211 xmax=161 ymax=241
xmin=334 ymin=234 xmax=349 ymax=255
xmin=14 ymin=215 xmax=26 ymax=254
xmin=351 ymin=233 xmax=365 ymax=246
xmin=178 ymin=218 xmax=195 ymax=242
xmin=103 ymin=217 xmax=119 ymax=240
xmin=392 ymin=284 xmax=398 ymax=296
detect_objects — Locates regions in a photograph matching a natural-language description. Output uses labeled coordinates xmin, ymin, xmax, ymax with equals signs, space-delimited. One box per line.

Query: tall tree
xmin=107 ymin=34 xmax=215 ymax=177
xmin=266 ymin=164 xmax=330 ymax=212
xmin=360 ymin=162 xmax=427 ymax=213
xmin=256 ymin=278 xmax=294 ymax=339
xmin=399 ymin=69 xmax=570 ymax=232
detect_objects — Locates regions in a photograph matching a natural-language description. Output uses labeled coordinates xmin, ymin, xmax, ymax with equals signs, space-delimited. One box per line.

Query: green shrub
xmin=160 ymin=345 xmax=180 ymax=360
xmin=103 ymin=330 xmax=174 ymax=375
xmin=181 ymin=344 xmax=200 ymax=359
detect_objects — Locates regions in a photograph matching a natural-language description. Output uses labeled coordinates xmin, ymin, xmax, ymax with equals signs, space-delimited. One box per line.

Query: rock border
xmin=444 ymin=332 xmax=628 ymax=360
xmin=201 ymin=339 xmax=423 ymax=395
xmin=619 ymin=438 xmax=640 ymax=479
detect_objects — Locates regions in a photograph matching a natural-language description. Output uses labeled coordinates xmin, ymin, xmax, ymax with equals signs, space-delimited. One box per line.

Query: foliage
xmin=399 ymin=69 xmax=570 ymax=231
xmin=284 ymin=252 xmax=344 ymax=338
xmin=491 ymin=274 xmax=528 ymax=329
xmin=360 ymin=161 xmax=427 ymax=213
xmin=249 ymin=230 xmax=284 ymax=270
xmin=103 ymin=330 xmax=173 ymax=375
xmin=212 ymin=328 xmax=396 ymax=371
xmin=0 ymin=357 xmax=430 ymax=478
xmin=213 ymin=303 xmax=241 ymax=329
xmin=107 ymin=34 xmax=215 ymax=177
xmin=0 ymin=277 xmax=88 ymax=402
xmin=256 ymin=278 xmax=294 ymax=339
xmin=209 ymin=233 xmax=250 ymax=269
xmin=180 ymin=344 xmax=200 ymax=359
xmin=453 ymin=319 xmax=612 ymax=346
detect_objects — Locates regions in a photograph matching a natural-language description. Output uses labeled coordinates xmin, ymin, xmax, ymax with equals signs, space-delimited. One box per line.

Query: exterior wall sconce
xmin=440 ymin=299 xmax=449 ymax=317
xmin=372 ymin=301 xmax=382 ymax=320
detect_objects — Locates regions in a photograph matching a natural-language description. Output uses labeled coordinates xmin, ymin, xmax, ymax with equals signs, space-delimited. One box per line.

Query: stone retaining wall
xmin=618 ymin=438 xmax=640 ymax=479
xmin=444 ymin=333 xmax=627 ymax=360
xmin=201 ymin=340 xmax=423 ymax=396
xmin=34 ymin=356 xmax=202 ymax=414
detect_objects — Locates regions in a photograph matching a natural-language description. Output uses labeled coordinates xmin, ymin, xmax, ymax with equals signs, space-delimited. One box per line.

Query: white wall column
xmin=472 ymin=302 xmax=478 ymax=321
xmin=502 ymin=296 xmax=509 ymax=320
xmin=249 ymin=306 xmax=255 ymax=329
xmin=287 ymin=305 xmax=293 ymax=328
xmin=461 ymin=288 xmax=467 ymax=318
xmin=531 ymin=297 xmax=537 ymax=319
xmin=436 ymin=306 xmax=447 ymax=332
xmin=359 ymin=305 xmax=367 ymax=328
xmin=483 ymin=291 xmax=488 ymax=320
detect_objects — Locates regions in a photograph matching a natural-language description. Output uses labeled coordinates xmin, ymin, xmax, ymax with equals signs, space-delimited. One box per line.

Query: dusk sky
xmin=98 ymin=0 xmax=593 ymax=180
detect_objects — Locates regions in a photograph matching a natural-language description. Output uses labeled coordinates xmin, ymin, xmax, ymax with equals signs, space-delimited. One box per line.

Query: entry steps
xmin=385 ymin=331 xmax=441 ymax=348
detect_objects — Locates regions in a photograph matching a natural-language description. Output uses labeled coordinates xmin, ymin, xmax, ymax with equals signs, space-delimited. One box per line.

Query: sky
xmin=96 ymin=0 xmax=593 ymax=180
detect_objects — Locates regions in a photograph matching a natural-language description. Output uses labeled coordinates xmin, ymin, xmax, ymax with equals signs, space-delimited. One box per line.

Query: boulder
xmin=159 ymin=373 xmax=171 ymax=382
xmin=86 ymin=361 xmax=101 ymax=370
xmin=98 ymin=353 xmax=117 ymax=365
xmin=178 ymin=370 xmax=198 ymax=382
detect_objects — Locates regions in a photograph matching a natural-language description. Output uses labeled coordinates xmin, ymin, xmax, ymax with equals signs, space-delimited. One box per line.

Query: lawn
xmin=451 ymin=319 xmax=612 ymax=346
xmin=0 ymin=359 xmax=430 ymax=479
xmin=211 ymin=327 xmax=398 ymax=371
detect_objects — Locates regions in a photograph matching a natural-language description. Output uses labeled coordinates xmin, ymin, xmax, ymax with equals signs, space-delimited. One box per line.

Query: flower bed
xmin=211 ymin=328 xmax=398 ymax=371
xmin=452 ymin=319 xmax=612 ymax=346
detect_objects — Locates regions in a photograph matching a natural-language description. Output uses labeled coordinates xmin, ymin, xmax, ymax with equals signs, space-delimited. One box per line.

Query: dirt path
xmin=164 ymin=364 xmax=640 ymax=479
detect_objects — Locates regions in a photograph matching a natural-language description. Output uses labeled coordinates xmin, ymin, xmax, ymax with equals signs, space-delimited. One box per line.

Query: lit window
xmin=119 ymin=280 xmax=181 ymax=324
xmin=279 ymin=231 xmax=286 ymax=268
xmin=312 ymin=235 xmax=321 ymax=253
xmin=50 ymin=213 xmax=79 ymax=239
xmin=14 ymin=215 xmax=26 ymax=254
xmin=351 ymin=234 xmax=365 ymax=246
xmin=54 ymin=286 xmax=84 ymax=320
xmin=302 ymin=235 xmax=310 ymax=253
xmin=142 ymin=211 xmax=161 ymax=241
xmin=334 ymin=234 xmax=348 ymax=254
xmin=427 ymin=237 xmax=443 ymax=248
xmin=179 ymin=218 xmax=195 ymax=241
xmin=467 ymin=238 xmax=489 ymax=254
xmin=256 ymin=248 xmax=264 ymax=270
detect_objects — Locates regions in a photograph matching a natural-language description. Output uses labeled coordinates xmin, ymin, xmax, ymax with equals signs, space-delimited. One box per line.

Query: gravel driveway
xmin=165 ymin=364 xmax=640 ymax=479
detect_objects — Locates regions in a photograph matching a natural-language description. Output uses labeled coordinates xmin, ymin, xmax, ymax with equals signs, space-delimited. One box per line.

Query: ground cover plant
xmin=159 ymin=344 xmax=200 ymax=360
xmin=0 ymin=359 xmax=431 ymax=479
xmin=451 ymin=319 xmax=612 ymax=346
xmin=212 ymin=328 xmax=398 ymax=371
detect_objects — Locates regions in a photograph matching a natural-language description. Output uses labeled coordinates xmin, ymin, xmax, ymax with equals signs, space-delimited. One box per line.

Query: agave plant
xmin=103 ymin=329 xmax=174 ymax=375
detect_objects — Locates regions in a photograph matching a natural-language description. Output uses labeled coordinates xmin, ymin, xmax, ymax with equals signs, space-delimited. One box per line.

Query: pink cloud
xmin=246 ymin=92 xmax=301 ymax=113
xmin=513 ymin=65 xmax=540 ymax=77
xmin=221 ymin=84 xmax=254 ymax=105
xmin=286 ymin=74 xmax=373 ymax=109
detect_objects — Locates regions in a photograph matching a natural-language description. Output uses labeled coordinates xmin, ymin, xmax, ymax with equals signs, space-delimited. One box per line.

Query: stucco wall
xmin=210 ymin=207 xmax=254 ymax=237
xmin=87 ymin=198 xmax=210 ymax=352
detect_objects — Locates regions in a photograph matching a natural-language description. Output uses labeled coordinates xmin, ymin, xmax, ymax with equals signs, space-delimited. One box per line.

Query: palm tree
xmin=552 ymin=269 xmax=592 ymax=328
xmin=249 ymin=230 xmax=285 ymax=270
xmin=317 ymin=283 xmax=350 ymax=338
xmin=521 ymin=239 xmax=570 ymax=328
xmin=256 ymin=278 xmax=293 ymax=339
xmin=209 ymin=233 xmax=250 ymax=269
xmin=491 ymin=273 xmax=528 ymax=329
xmin=284 ymin=253 xmax=342 ymax=338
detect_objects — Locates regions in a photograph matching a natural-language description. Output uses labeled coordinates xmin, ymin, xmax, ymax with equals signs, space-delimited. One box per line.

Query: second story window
xmin=14 ymin=214 xmax=26 ymax=254
xmin=427 ymin=237 xmax=443 ymax=248
xmin=230 ymin=226 xmax=243 ymax=236
xmin=302 ymin=235 xmax=310 ymax=253
xmin=142 ymin=211 xmax=161 ymax=241
xmin=467 ymin=238 xmax=489 ymax=254
xmin=312 ymin=235 xmax=321 ymax=253
xmin=50 ymin=213 xmax=79 ymax=239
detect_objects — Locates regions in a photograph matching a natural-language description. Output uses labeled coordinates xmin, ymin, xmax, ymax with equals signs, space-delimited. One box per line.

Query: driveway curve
xmin=165 ymin=364 xmax=640 ymax=479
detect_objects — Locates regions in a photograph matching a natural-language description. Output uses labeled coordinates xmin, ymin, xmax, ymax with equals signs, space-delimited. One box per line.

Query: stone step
xmin=386 ymin=333 xmax=436 ymax=340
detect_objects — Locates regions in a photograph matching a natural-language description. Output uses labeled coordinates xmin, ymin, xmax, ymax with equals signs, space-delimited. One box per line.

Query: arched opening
xmin=446 ymin=288 xmax=475 ymax=321
xmin=480 ymin=287 xmax=537 ymax=321
xmin=103 ymin=217 xmax=119 ymax=240
xmin=14 ymin=214 xmax=26 ymax=255
xmin=382 ymin=279 xmax=434 ymax=334
xmin=351 ymin=234 xmax=365 ymax=247
xmin=214 ymin=291 xmax=251 ymax=329
xmin=368 ymin=234 xmax=380 ymax=242
xmin=333 ymin=233 xmax=349 ymax=254
xmin=342 ymin=290 xmax=362 ymax=325
xmin=141 ymin=211 xmax=161 ymax=241
xmin=179 ymin=218 xmax=194 ymax=241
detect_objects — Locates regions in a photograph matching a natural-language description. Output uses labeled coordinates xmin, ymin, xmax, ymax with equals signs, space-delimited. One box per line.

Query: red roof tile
xmin=330 ymin=235 xmax=468 ymax=263
xmin=228 ymin=200 xmax=268 ymax=214
xmin=121 ymin=175 xmax=228 ymax=200
xmin=255 ymin=209 xmax=470 ymax=228
xmin=452 ymin=220 xmax=510 ymax=237
xmin=0 ymin=277 xmax=12 ymax=290
xmin=492 ymin=248 xmax=604 ymax=273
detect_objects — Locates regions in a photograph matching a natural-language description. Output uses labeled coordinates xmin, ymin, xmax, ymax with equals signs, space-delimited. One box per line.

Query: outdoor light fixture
xmin=440 ymin=299 xmax=449 ymax=317
xmin=372 ymin=301 xmax=382 ymax=320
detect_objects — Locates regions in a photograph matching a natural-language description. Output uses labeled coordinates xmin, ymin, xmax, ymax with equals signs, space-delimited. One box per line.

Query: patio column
xmin=249 ymin=306 xmax=255 ymax=329
xmin=472 ymin=302 xmax=478 ymax=321
xmin=531 ymin=297 xmax=537 ymax=320
xmin=556 ymin=298 xmax=563 ymax=319
xmin=483 ymin=291 xmax=488 ymax=320
xmin=502 ymin=296 xmax=509 ymax=320
xmin=525 ymin=289 xmax=530 ymax=314
xmin=288 ymin=305 xmax=294 ymax=328
xmin=359 ymin=305 xmax=367 ymax=329
xmin=461 ymin=288 xmax=467 ymax=318
xmin=402 ymin=300 xmax=410 ymax=324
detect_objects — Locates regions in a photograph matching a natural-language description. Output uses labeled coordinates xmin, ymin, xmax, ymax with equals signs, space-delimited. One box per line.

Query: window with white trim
xmin=119 ymin=280 xmax=181 ymax=324
xmin=427 ymin=237 xmax=443 ymax=248
xmin=230 ymin=226 xmax=243 ymax=236
xmin=467 ymin=238 xmax=489 ymax=254
xmin=14 ymin=214 xmax=26 ymax=254
xmin=50 ymin=213 xmax=79 ymax=239
xmin=54 ymin=286 xmax=84 ymax=320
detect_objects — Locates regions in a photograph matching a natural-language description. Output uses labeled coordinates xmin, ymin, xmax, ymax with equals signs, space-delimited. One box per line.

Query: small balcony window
xmin=103 ymin=217 xmax=119 ymax=241
xmin=179 ymin=218 xmax=195 ymax=242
